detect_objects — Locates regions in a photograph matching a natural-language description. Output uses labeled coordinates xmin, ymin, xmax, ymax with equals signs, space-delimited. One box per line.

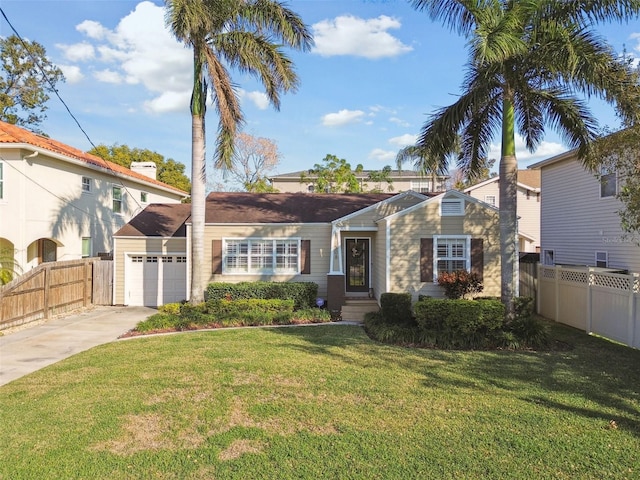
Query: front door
xmin=345 ymin=238 xmax=370 ymax=293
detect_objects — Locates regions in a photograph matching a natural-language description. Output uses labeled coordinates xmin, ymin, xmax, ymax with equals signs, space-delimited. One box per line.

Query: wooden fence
xmin=537 ymin=264 xmax=640 ymax=349
xmin=0 ymin=258 xmax=113 ymax=330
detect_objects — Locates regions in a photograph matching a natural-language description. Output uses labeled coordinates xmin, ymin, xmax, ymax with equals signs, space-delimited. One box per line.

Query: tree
xmin=165 ymin=0 xmax=312 ymax=304
xmin=395 ymin=144 xmax=449 ymax=192
xmin=0 ymin=35 xmax=64 ymax=131
xmin=366 ymin=165 xmax=394 ymax=193
xmin=89 ymin=144 xmax=191 ymax=193
xmin=226 ymin=132 xmax=280 ymax=192
xmin=302 ymin=155 xmax=363 ymax=193
xmin=410 ymin=0 xmax=640 ymax=317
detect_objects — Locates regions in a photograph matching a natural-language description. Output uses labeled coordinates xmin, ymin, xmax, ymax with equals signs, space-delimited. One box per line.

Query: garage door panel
xmin=127 ymin=254 xmax=187 ymax=307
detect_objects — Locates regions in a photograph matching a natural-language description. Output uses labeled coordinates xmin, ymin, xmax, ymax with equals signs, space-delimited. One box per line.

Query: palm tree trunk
xmin=500 ymin=96 xmax=518 ymax=318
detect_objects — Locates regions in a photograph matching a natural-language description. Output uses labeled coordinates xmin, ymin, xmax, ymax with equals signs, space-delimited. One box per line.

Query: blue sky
xmin=1 ymin=0 xmax=639 ymax=188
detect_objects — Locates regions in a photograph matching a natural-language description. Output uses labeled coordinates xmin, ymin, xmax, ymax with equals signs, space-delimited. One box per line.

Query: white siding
xmin=540 ymin=158 xmax=640 ymax=272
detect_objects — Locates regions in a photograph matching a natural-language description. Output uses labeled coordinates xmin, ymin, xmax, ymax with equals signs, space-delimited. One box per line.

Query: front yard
xmin=1 ymin=320 xmax=639 ymax=479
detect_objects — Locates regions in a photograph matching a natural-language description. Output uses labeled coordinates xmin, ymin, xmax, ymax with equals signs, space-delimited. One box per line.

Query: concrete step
xmin=340 ymin=299 xmax=379 ymax=322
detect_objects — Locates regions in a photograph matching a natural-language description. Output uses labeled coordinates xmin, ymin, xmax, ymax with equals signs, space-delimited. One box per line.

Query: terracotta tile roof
xmin=0 ymin=120 xmax=188 ymax=195
xmin=115 ymin=203 xmax=191 ymax=237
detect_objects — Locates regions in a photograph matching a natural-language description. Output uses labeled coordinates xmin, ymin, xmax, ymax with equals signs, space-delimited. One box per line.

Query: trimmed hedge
xmin=205 ymin=281 xmax=318 ymax=310
xmin=380 ymin=292 xmax=413 ymax=326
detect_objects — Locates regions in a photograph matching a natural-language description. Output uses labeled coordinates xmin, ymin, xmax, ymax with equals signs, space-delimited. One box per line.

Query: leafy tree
xmin=0 ymin=246 xmax=22 ymax=285
xmin=396 ymin=144 xmax=449 ymax=192
xmin=0 ymin=35 xmax=64 ymax=131
xmin=302 ymin=155 xmax=362 ymax=193
xmin=166 ymin=0 xmax=312 ymax=304
xmin=410 ymin=0 xmax=640 ymax=317
xmin=89 ymin=144 xmax=191 ymax=193
xmin=226 ymin=132 xmax=280 ymax=192
xmin=365 ymin=165 xmax=394 ymax=193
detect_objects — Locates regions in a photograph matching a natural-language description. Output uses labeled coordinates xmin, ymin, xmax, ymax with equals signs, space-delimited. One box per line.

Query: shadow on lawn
xmin=271 ymin=320 xmax=640 ymax=438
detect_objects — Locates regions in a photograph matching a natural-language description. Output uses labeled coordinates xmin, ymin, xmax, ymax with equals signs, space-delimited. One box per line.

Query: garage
xmin=126 ymin=254 xmax=187 ymax=306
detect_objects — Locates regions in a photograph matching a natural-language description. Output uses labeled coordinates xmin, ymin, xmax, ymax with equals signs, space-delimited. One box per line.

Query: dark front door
xmin=345 ymin=238 xmax=369 ymax=293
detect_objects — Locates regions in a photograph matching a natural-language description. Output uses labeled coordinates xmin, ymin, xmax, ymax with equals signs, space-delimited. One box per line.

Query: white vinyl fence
xmin=537 ymin=265 xmax=640 ymax=349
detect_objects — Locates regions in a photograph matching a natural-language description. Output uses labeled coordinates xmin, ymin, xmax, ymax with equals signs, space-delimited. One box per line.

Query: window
xmin=434 ymin=236 xmax=470 ymax=277
xmin=141 ymin=192 xmax=148 ymax=203
xmin=411 ymin=180 xmax=431 ymax=193
xmin=112 ymin=186 xmax=123 ymax=213
xmin=82 ymin=176 xmax=91 ymax=193
xmin=0 ymin=162 xmax=4 ymax=199
xmin=224 ymin=238 xmax=299 ymax=274
xmin=600 ymin=168 xmax=617 ymax=198
xmin=440 ymin=199 xmax=464 ymax=216
xmin=484 ymin=195 xmax=496 ymax=206
xmin=595 ymin=251 xmax=608 ymax=268
xmin=82 ymin=237 xmax=92 ymax=258
xmin=543 ymin=249 xmax=554 ymax=266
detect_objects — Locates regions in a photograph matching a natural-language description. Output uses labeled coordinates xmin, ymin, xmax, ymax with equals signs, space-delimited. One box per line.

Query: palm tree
xmin=165 ymin=0 xmax=312 ymax=303
xmin=396 ymin=144 xmax=451 ymax=192
xmin=409 ymin=0 xmax=640 ymax=317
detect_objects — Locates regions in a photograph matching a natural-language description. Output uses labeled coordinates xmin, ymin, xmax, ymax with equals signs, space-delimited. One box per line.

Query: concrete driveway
xmin=0 ymin=305 xmax=155 ymax=387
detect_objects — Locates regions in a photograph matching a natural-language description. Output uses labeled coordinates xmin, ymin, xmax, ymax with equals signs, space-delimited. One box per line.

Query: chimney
xmin=130 ymin=161 xmax=157 ymax=180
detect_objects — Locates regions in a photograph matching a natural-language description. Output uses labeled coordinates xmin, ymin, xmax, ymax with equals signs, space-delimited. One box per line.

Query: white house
xmin=529 ymin=150 xmax=640 ymax=273
xmin=0 ymin=121 xmax=189 ymax=274
xmin=464 ymin=170 xmax=541 ymax=253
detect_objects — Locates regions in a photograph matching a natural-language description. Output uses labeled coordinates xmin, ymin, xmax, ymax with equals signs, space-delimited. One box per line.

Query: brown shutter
xmin=420 ymin=238 xmax=433 ymax=282
xmin=301 ymin=240 xmax=311 ymax=274
xmin=471 ymin=238 xmax=483 ymax=281
xmin=212 ymin=240 xmax=222 ymax=274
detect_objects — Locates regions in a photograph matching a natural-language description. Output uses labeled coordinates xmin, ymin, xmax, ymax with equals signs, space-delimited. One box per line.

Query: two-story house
xmin=529 ymin=150 xmax=640 ymax=273
xmin=464 ymin=170 xmax=541 ymax=253
xmin=0 ymin=121 xmax=189 ymax=275
xmin=269 ymin=170 xmax=449 ymax=194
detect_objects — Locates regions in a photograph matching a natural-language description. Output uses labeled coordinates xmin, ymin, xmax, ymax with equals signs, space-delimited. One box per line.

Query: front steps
xmin=340 ymin=298 xmax=379 ymax=322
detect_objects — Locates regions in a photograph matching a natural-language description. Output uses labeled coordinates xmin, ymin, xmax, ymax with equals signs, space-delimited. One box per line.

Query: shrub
xmin=158 ymin=303 xmax=181 ymax=315
xmin=364 ymin=311 xmax=420 ymax=344
xmin=205 ymin=282 xmax=318 ymax=310
xmin=437 ymin=270 xmax=483 ymax=299
xmin=291 ymin=308 xmax=332 ymax=323
xmin=379 ymin=292 xmax=413 ymax=325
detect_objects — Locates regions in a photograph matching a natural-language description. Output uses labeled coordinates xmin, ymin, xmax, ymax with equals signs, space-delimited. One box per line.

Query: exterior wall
xmin=270 ymin=174 xmax=447 ymax=194
xmin=387 ymin=199 xmax=501 ymax=301
xmin=539 ymin=158 xmax=640 ymax=273
xmin=203 ymin=224 xmax=332 ymax=297
xmin=0 ymin=147 xmax=184 ymax=271
xmin=372 ymin=220 xmax=388 ymax=302
xmin=113 ymin=236 xmax=187 ymax=305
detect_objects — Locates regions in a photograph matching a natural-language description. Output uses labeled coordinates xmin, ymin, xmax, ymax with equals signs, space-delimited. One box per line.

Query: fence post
xmin=555 ymin=266 xmax=560 ymax=322
xmin=536 ymin=263 xmax=541 ymax=315
xmin=43 ymin=265 xmax=51 ymax=319
xmin=628 ymin=273 xmax=638 ymax=348
xmin=586 ymin=268 xmax=593 ymax=334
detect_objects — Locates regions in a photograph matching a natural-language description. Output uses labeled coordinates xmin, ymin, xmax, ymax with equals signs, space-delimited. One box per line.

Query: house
xmin=529 ymin=150 xmax=640 ymax=272
xmin=269 ymin=169 xmax=449 ymax=194
xmin=463 ymin=170 xmax=541 ymax=253
xmin=0 ymin=121 xmax=189 ymax=274
xmin=113 ymin=190 xmax=501 ymax=311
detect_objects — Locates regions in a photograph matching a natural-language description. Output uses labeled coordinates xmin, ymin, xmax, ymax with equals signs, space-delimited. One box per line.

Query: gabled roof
xmin=115 ymin=203 xmax=191 ymax=237
xmin=0 ymin=120 xmax=189 ymax=196
xmin=463 ymin=169 xmax=541 ymax=192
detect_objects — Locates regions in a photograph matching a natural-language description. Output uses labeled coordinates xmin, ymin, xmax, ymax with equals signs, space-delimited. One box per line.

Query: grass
xmin=1 ymin=320 xmax=640 ymax=479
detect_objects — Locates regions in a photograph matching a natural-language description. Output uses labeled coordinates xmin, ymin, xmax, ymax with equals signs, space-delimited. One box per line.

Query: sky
xmin=1 ymin=0 xmax=639 ymax=189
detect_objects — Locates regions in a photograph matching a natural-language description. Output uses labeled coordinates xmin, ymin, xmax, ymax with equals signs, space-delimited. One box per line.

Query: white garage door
xmin=127 ymin=254 xmax=187 ymax=306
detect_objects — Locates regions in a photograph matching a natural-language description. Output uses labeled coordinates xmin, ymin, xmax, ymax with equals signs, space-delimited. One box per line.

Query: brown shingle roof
xmin=518 ymin=169 xmax=540 ymax=189
xmin=0 ymin=120 xmax=188 ymax=196
xmin=115 ymin=203 xmax=191 ymax=237
xmin=204 ymin=192 xmax=395 ymax=223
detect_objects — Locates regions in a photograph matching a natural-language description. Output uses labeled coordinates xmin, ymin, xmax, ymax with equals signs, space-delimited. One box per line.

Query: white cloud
xmin=144 ymin=90 xmax=191 ymax=114
xmin=312 ymin=15 xmax=413 ymax=59
xmin=388 ymin=133 xmax=417 ymax=148
xmin=58 ymin=65 xmax=84 ymax=83
xmin=389 ymin=117 xmax=410 ymax=127
xmin=241 ymin=90 xmax=270 ymax=110
xmin=368 ymin=148 xmax=397 ymax=162
xmin=57 ymin=42 xmax=95 ymax=62
xmin=93 ymin=69 xmax=124 ymax=84
xmin=76 ymin=20 xmax=110 ymax=40
xmin=487 ymin=135 xmax=566 ymax=166
xmin=322 ymin=109 xmax=365 ymax=126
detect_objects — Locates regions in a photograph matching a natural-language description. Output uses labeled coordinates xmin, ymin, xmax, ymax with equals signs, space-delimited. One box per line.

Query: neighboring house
xmin=529 ymin=151 xmax=640 ymax=273
xmin=0 ymin=121 xmax=189 ymax=273
xmin=113 ymin=190 xmax=501 ymax=309
xmin=464 ymin=170 xmax=541 ymax=253
xmin=269 ymin=170 xmax=449 ymax=194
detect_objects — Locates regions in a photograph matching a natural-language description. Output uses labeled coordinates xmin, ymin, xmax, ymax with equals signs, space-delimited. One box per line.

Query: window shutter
xmin=420 ymin=238 xmax=433 ymax=282
xmin=212 ymin=240 xmax=222 ymax=274
xmin=301 ymin=240 xmax=311 ymax=274
xmin=471 ymin=238 xmax=483 ymax=281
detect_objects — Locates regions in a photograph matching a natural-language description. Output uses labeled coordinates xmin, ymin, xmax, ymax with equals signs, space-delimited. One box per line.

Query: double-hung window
xmin=600 ymin=167 xmax=617 ymax=198
xmin=82 ymin=176 xmax=91 ymax=193
xmin=224 ymin=238 xmax=299 ymax=274
xmin=434 ymin=236 xmax=470 ymax=277
xmin=0 ymin=162 xmax=4 ymax=200
xmin=112 ymin=186 xmax=123 ymax=213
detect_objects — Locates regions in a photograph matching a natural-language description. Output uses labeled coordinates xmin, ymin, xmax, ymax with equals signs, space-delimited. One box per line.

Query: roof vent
xmin=130 ymin=161 xmax=157 ymax=180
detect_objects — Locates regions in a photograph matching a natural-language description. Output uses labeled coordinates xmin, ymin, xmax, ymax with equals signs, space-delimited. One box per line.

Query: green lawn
xmin=1 ymin=321 xmax=639 ymax=479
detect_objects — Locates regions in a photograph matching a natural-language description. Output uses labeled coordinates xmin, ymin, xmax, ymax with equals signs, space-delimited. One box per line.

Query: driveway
xmin=0 ymin=305 xmax=155 ymax=387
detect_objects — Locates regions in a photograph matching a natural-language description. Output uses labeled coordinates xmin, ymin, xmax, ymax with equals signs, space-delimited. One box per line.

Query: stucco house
xmin=113 ymin=190 xmax=501 ymax=312
xmin=529 ymin=150 xmax=640 ymax=272
xmin=0 ymin=121 xmax=189 ymax=274
xmin=464 ymin=170 xmax=541 ymax=253
xmin=269 ymin=169 xmax=449 ymax=194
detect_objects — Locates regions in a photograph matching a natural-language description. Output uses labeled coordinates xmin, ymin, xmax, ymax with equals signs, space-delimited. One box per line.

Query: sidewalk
xmin=0 ymin=305 xmax=155 ymax=387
